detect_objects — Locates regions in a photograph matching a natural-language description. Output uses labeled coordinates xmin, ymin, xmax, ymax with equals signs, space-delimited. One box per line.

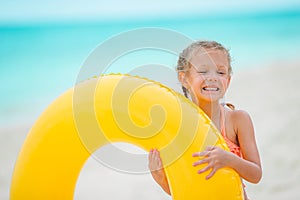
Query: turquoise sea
xmin=1 ymin=8 xmax=300 ymax=127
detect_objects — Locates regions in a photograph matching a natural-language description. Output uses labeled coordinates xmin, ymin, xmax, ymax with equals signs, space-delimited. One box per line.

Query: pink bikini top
xmin=220 ymin=106 xmax=242 ymax=158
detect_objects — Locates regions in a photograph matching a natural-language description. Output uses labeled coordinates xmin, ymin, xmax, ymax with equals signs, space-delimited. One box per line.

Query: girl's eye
xmin=217 ymin=71 xmax=226 ymax=75
xmin=197 ymin=71 xmax=207 ymax=74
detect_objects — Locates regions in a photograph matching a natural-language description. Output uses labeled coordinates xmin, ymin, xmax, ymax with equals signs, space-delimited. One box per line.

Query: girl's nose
xmin=206 ymin=72 xmax=217 ymax=82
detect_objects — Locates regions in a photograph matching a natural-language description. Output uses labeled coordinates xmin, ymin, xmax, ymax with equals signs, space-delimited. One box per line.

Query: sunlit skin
xmin=148 ymin=48 xmax=262 ymax=198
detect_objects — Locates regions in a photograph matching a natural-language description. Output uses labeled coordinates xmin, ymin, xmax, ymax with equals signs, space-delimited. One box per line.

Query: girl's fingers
xmin=149 ymin=148 xmax=163 ymax=171
xmin=193 ymin=150 xmax=210 ymax=157
xmin=206 ymin=168 xmax=217 ymax=180
xmin=195 ymin=162 xmax=218 ymax=180
xmin=205 ymin=146 xmax=216 ymax=151
xmin=148 ymin=149 xmax=153 ymax=163
xmin=152 ymin=149 xmax=159 ymax=163
xmin=197 ymin=164 xmax=211 ymax=174
xmin=192 ymin=152 xmax=201 ymax=157
xmin=192 ymin=146 xmax=221 ymax=179
xmin=193 ymin=158 xmax=208 ymax=166
xmin=193 ymin=146 xmax=217 ymax=157
xmin=155 ymin=150 xmax=162 ymax=168
xmin=149 ymin=148 xmax=157 ymax=161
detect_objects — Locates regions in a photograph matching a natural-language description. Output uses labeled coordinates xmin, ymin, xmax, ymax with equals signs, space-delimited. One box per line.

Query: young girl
xmin=148 ymin=40 xmax=262 ymax=199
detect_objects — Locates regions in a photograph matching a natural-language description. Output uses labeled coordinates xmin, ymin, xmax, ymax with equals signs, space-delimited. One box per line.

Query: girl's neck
xmin=198 ymin=101 xmax=221 ymax=127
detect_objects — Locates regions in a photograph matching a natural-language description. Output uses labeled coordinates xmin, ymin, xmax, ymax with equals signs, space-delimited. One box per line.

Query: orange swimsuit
xmin=220 ymin=105 xmax=242 ymax=158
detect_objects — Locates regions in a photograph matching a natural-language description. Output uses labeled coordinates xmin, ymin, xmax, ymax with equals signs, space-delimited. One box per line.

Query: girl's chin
xmin=197 ymin=95 xmax=222 ymax=103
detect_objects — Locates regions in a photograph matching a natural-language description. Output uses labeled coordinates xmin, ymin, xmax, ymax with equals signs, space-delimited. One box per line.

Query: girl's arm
xmin=193 ymin=110 xmax=262 ymax=183
xmin=231 ymin=110 xmax=262 ymax=183
xmin=148 ymin=149 xmax=171 ymax=195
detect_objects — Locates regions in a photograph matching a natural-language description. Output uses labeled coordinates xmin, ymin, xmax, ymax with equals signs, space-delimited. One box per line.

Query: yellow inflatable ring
xmin=10 ymin=74 xmax=243 ymax=199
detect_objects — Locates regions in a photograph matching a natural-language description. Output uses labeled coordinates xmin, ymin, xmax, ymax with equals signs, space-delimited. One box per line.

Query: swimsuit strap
xmin=220 ymin=105 xmax=242 ymax=157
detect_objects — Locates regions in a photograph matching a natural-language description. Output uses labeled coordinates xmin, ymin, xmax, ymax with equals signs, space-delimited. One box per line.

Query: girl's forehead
xmin=192 ymin=48 xmax=227 ymax=58
xmin=189 ymin=49 xmax=229 ymax=68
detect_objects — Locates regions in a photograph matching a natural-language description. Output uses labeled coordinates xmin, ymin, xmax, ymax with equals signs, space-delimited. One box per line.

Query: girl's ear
xmin=178 ymin=71 xmax=189 ymax=89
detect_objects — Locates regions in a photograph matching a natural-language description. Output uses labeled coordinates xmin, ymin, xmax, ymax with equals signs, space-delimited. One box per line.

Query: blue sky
xmin=0 ymin=0 xmax=300 ymax=23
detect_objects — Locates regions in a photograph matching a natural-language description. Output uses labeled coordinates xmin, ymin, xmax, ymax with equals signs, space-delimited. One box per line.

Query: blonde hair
xmin=176 ymin=40 xmax=232 ymax=98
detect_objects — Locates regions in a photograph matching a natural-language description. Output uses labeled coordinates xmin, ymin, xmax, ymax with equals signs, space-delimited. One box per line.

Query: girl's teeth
xmin=204 ymin=87 xmax=218 ymax=91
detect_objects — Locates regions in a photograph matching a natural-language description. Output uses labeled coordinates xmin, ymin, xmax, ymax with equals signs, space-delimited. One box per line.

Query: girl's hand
xmin=192 ymin=146 xmax=233 ymax=179
xmin=148 ymin=149 xmax=165 ymax=183
xmin=148 ymin=148 xmax=164 ymax=173
xmin=148 ymin=149 xmax=171 ymax=195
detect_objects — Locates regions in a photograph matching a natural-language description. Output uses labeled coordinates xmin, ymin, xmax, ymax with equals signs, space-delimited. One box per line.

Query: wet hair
xmin=176 ymin=40 xmax=232 ymax=98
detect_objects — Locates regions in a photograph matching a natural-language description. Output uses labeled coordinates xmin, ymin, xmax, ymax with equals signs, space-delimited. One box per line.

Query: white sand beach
xmin=1 ymin=60 xmax=300 ymax=200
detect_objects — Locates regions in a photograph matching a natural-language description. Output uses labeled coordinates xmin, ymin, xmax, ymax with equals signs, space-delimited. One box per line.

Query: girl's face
xmin=179 ymin=48 xmax=231 ymax=105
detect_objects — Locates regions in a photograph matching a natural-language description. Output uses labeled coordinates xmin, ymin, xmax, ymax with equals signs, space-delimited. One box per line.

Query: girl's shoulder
xmin=224 ymin=103 xmax=251 ymax=123
xmin=224 ymin=103 xmax=251 ymax=118
xmin=231 ymin=109 xmax=252 ymax=121
xmin=226 ymin=107 xmax=254 ymax=132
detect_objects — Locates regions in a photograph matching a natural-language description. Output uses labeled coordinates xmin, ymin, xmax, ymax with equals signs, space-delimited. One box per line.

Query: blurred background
xmin=1 ymin=0 xmax=300 ymax=199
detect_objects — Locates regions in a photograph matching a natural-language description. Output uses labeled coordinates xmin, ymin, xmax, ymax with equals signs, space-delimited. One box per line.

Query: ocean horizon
xmin=1 ymin=7 xmax=300 ymax=127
